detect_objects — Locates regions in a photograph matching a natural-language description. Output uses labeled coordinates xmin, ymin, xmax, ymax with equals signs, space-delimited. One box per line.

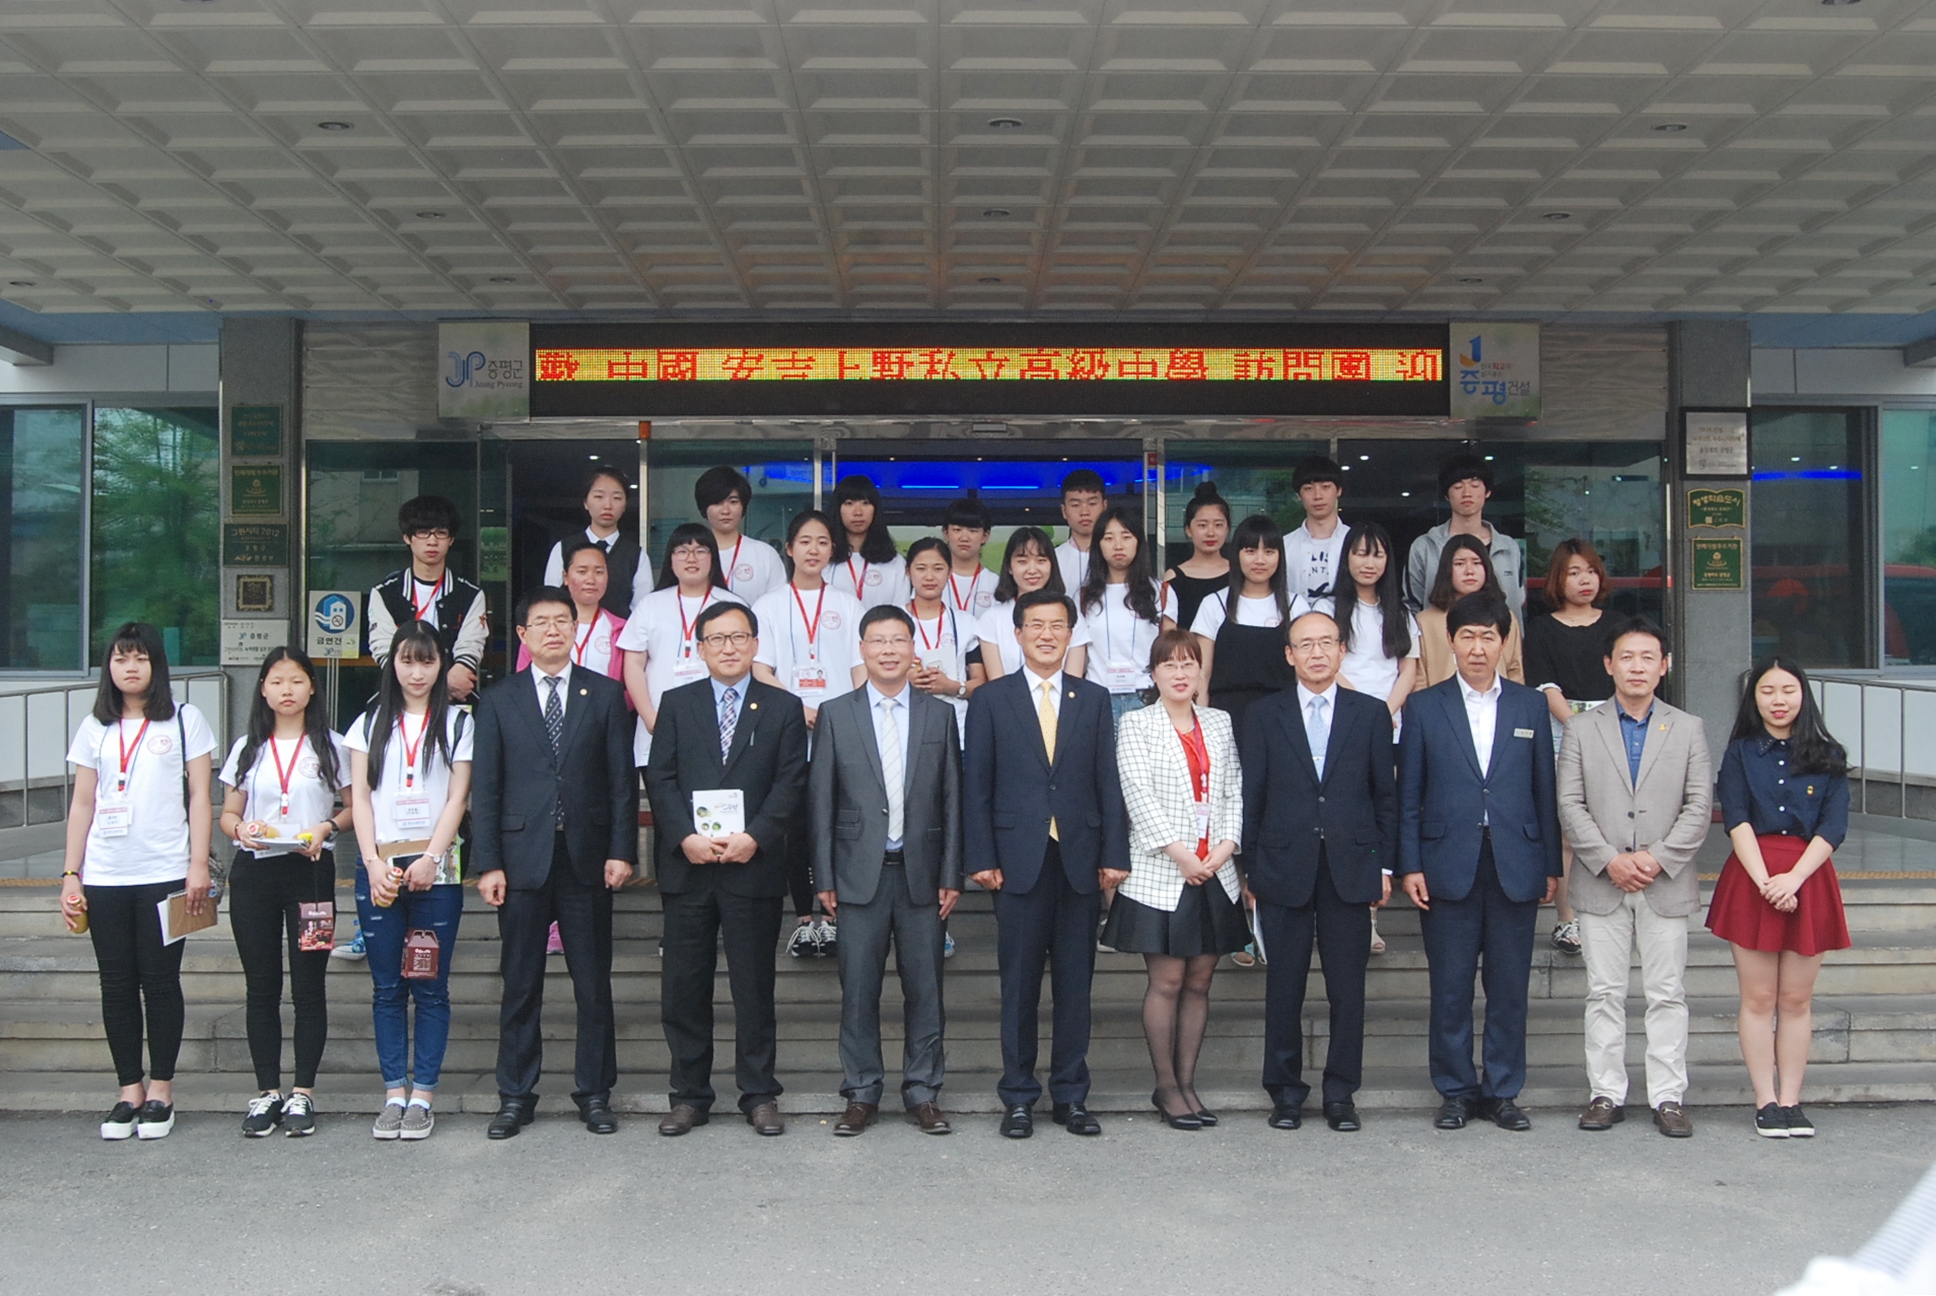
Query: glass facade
xmin=90 ymin=407 xmax=220 ymax=667
xmin=1881 ymin=409 xmax=1936 ymax=665
xmin=644 ymin=438 xmax=815 ymax=569
xmin=0 ymin=407 xmax=86 ymax=670
xmin=1751 ymin=407 xmax=1870 ymax=669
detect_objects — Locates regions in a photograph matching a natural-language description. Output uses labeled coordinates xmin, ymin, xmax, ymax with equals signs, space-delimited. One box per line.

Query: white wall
xmin=1753 ymin=348 xmax=1936 ymax=400
xmin=0 ymin=344 xmax=218 ymax=395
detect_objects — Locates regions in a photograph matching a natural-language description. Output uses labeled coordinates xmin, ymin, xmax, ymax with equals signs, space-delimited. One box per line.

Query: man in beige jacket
xmin=1556 ymin=616 xmax=1712 ymax=1138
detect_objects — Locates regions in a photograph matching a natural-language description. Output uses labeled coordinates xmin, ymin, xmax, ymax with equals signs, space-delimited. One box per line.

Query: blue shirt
xmin=710 ymin=674 xmax=748 ymax=737
xmin=1616 ymin=702 xmax=1653 ymax=786
xmin=1716 ymin=735 xmax=1849 ymax=848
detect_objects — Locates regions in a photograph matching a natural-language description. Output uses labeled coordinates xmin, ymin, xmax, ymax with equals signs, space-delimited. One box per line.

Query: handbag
xmin=296 ymin=901 xmax=335 ymax=952
xmin=401 ymin=928 xmax=441 ymax=980
xmin=180 ymin=714 xmax=231 ymax=903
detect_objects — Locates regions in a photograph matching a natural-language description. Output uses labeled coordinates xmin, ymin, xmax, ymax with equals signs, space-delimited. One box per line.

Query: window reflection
xmin=1751 ymin=408 xmax=1868 ymax=669
xmin=91 ymin=407 xmax=219 ymax=666
xmin=0 ymin=407 xmax=84 ymax=670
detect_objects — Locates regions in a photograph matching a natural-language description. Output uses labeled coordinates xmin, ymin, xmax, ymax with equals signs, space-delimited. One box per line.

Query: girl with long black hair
xmin=1413 ymin=534 xmax=1525 ymax=689
xmin=1189 ymin=514 xmax=1292 ymax=729
xmin=217 ymin=646 xmax=353 ymax=1136
xmin=828 ymin=473 xmax=908 ymax=610
xmin=1079 ymin=505 xmax=1177 ymax=724
xmin=978 ymin=525 xmax=1091 ymax=680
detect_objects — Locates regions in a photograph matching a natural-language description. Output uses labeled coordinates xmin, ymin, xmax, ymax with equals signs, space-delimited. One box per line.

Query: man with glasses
xmin=1239 ymin=610 xmax=1397 ymax=1133
xmin=808 ymin=606 xmax=963 ymax=1136
xmin=645 ymin=602 xmax=808 ymax=1137
xmin=368 ymin=494 xmax=488 ymax=701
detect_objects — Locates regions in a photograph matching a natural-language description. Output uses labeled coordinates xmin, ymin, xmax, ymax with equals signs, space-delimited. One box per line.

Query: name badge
xmin=1193 ymin=800 xmax=1211 ymax=842
xmin=1103 ymin=660 xmax=1141 ymax=693
xmin=791 ymin=666 xmax=828 ymax=699
xmin=672 ymin=654 xmax=705 ymax=683
xmin=392 ymin=792 xmax=432 ymax=834
xmin=1513 ymin=727 xmax=1536 ymax=739
xmin=919 ymin=651 xmax=947 ymax=674
xmin=95 ymin=800 xmax=132 ymax=838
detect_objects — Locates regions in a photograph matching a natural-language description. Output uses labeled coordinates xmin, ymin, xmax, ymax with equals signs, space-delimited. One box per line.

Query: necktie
xmin=543 ymin=674 xmax=564 ymax=756
xmin=880 ymin=696 xmax=904 ymax=844
xmin=1307 ymin=695 xmax=1330 ymax=780
xmin=1038 ymin=679 xmax=1060 ymax=841
xmin=719 ymin=685 xmax=739 ymax=762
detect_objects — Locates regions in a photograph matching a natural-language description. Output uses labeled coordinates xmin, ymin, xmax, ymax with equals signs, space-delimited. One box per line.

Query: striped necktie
xmin=718 ymin=685 xmax=739 ymax=762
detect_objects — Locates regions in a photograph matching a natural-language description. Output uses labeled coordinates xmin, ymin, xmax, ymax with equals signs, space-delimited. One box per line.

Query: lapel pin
xmin=749 ymin=702 xmax=758 ymax=710
xmin=580 ymin=688 xmax=589 ymax=696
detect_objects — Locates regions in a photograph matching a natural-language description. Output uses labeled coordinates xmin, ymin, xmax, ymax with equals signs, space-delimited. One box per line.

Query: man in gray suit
xmin=1556 ymin=616 xmax=1712 ymax=1138
xmin=811 ymin=605 xmax=963 ymax=1136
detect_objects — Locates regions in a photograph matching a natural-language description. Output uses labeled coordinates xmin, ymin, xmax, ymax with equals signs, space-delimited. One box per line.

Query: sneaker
xmin=331 ymin=931 xmax=367 ymax=962
xmin=785 ymin=921 xmax=816 ymax=959
xmin=373 ymin=1099 xmax=406 ymax=1140
xmin=282 ymin=1092 xmax=316 ymax=1138
xmin=943 ymin=930 xmax=956 ymax=960
xmin=136 ymin=1099 xmax=175 ymax=1140
xmin=813 ymin=918 xmax=838 ymax=956
xmin=399 ymin=1102 xmax=434 ymax=1141
xmin=546 ymin=921 xmax=564 ymax=956
xmin=1551 ymin=920 xmax=1583 ymax=955
xmin=100 ymin=1100 xmax=140 ymax=1141
xmin=1782 ymin=1105 xmax=1815 ymax=1138
xmin=1754 ymin=1102 xmax=1790 ymax=1138
xmin=241 ymin=1092 xmax=284 ymax=1138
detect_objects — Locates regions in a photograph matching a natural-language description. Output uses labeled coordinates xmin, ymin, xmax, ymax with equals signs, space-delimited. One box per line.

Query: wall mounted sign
xmin=1687 ymin=487 xmax=1746 ymax=530
xmin=223 ymin=522 xmax=289 ymax=567
xmin=529 ymin=324 xmax=1450 ymax=418
xmin=229 ymin=405 xmax=282 ymax=458
xmin=440 ymin=320 xmax=530 ymax=420
xmin=1684 ymin=409 xmax=1751 ymax=477
xmin=307 ymin=590 xmax=362 ymax=659
xmin=234 ymin=574 xmax=275 ymax=614
xmin=221 ymin=619 xmax=286 ymax=666
xmin=230 ymin=464 xmax=283 ymax=516
xmin=1691 ymin=538 xmax=1745 ymax=591
xmin=1448 ymin=321 xmax=1540 ymax=420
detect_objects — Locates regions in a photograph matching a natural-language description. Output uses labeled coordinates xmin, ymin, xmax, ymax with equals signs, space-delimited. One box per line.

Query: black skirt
xmin=1102 ymin=878 xmax=1250 ymax=957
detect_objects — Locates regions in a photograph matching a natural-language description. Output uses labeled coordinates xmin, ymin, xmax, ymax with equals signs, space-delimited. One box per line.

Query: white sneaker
xmin=100 ymin=1100 xmax=139 ymax=1141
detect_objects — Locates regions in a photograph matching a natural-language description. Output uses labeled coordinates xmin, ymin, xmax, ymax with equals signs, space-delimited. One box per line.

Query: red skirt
xmin=1705 ymin=833 xmax=1851 ymax=956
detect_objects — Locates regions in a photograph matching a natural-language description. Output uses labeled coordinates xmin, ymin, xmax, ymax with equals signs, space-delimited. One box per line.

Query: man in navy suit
xmin=1241 ymin=610 xmax=1396 ymax=1133
xmin=1399 ymin=592 xmax=1562 ymax=1132
xmin=963 ymin=589 xmax=1129 ymax=1139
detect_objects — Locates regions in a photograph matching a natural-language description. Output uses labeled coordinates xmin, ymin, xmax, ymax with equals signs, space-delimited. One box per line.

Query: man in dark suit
xmin=472 ymin=586 xmax=639 ymax=1139
xmin=1240 ymin=609 xmax=1397 ymax=1134
xmin=645 ymin=601 xmax=808 ymax=1137
xmin=963 ymin=589 xmax=1129 ymax=1139
xmin=1399 ymin=591 xmax=1563 ymax=1132
xmin=810 ymin=605 xmax=963 ymax=1137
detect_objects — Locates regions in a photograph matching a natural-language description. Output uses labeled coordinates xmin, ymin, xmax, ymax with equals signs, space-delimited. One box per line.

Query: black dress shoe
xmin=1149 ymin=1090 xmax=1201 ymax=1131
xmin=999 ymin=1104 xmax=1033 ymax=1139
xmin=1434 ymin=1095 xmax=1474 ymax=1130
xmin=1487 ymin=1099 xmax=1532 ymax=1132
xmin=579 ymin=1098 xmax=618 ymax=1135
xmin=1324 ymin=1102 xmax=1361 ymax=1132
xmin=1052 ymin=1102 xmax=1101 ymax=1136
xmin=487 ymin=1097 xmax=536 ymax=1140
xmin=1267 ymin=1103 xmax=1302 ymax=1130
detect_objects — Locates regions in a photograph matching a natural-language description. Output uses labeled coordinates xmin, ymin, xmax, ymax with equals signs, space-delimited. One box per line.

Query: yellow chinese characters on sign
xmin=533 ymin=347 xmax=1445 ymax=385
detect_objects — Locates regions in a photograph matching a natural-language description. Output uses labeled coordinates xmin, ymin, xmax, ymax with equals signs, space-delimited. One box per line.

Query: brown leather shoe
xmin=908 ymin=1102 xmax=953 ymax=1135
xmin=1653 ymin=1101 xmax=1695 ymax=1138
xmin=747 ymin=1101 xmax=785 ymax=1136
xmin=658 ymin=1104 xmax=709 ymax=1137
xmin=1577 ymin=1096 xmax=1624 ymax=1131
xmin=833 ymin=1101 xmax=877 ymax=1137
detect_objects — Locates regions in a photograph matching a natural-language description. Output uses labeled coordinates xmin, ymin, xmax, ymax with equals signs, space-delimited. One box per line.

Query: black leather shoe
xmin=1051 ymin=1102 xmax=1101 ymax=1136
xmin=1485 ymin=1099 xmax=1532 ymax=1132
xmin=1324 ymin=1102 xmax=1361 ymax=1132
xmin=1267 ymin=1103 xmax=1302 ymax=1130
xmin=487 ymin=1097 xmax=535 ymax=1140
xmin=1434 ymin=1095 xmax=1474 ymax=1130
xmin=579 ymin=1098 xmax=618 ymax=1135
xmin=999 ymin=1104 xmax=1033 ymax=1139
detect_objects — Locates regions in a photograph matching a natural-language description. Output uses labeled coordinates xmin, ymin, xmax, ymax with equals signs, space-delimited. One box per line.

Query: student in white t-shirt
xmin=903 ymin=536 xmax=984 ymax=737
xmin=754 ymin=509 xmax=866 ymax=959
xmin=343 ymin=621 xmax=473 ymax=1141
xmin=1284 ymin=455 xmax=1350 ymax=603
xmin=696 ymin=464 xmax=787 ymax=606
xmin=978 ymin=525 xmax=1091 ymax=682
xmin=1076 ymin=505 xmax=1178 ymax=726
xmin=1053 ymin=468 xmax=1108 ymax=596
xmin=1292 ymin=521 xmax=1420 ymax=728
xmin=828 ymin=473 xmax=908 ymax=610
xmin=941 ymin=497 xmax=999 ymax=618
xmin=60 ymin=622 xmax=216 ymax=1142
xmin=217 ymin=646 xmax=354 ymax=1139
xmin=618 ymin=522 xmax=748 ymax=765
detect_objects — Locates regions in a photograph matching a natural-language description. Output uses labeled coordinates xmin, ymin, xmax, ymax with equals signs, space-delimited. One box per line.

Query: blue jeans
xmin=355 ymin=871 xmax=462 ymax=1091
xmin=1109 ymin=692 xmax=1145 ymax=728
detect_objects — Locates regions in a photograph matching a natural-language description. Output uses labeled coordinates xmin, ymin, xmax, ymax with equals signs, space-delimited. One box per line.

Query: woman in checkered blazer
xmin=1100 ymin=629 xmax=1248 ymax=1129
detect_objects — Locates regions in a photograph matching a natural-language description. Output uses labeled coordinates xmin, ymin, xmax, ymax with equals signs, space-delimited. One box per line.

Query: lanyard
xmin=947 ymin=569 xmax=981 ymax=613
xmin=1179 ymin=719 xmax=1211 ymax=858
xmin=677 ymin=589 xmax=714 ymax=657
xmin=911 ymin=602 xmax=954 ymax=657
xmin=114 ymin=718 xmax=152 ymax=794
xmin=790 ymin=583 xmax=825 ymax=662
xmin=266 ymin=735 xmax=304 ymax=817
xmin=410 ymin=573 xmax=445 ymax=621
xmin=398 ymin=711 xmax=428 ymax=789
xmin=725 ymin=536 xmax=743 ymax=587
xmin=573 ymin=616 xmax=598 ymax=666
xmin=845 ymin=556 xmax=868 ymax=598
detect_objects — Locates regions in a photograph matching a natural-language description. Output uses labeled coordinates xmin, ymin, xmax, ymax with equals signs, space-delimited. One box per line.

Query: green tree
xmin=91 ymin=408 xmax=220 ymax=665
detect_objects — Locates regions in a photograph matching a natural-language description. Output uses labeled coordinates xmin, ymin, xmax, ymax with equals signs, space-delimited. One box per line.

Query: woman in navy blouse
xmin=1705 ymin=658 xmax=1852 ymax=1140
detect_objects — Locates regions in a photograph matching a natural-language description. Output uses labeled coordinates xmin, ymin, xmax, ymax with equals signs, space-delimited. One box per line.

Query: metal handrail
xmin=1809 ymin=672 xmax=1936 ymax=817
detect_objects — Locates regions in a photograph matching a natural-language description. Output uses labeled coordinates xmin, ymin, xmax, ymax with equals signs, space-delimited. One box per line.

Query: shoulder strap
xmin=179 ymin=712 xmax=190 ymax=815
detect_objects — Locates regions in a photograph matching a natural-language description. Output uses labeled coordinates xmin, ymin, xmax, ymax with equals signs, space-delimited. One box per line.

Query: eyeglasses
xmin=1289 ymin=637 xmax=1340 ymax=652
xmin=408 ymin=529 xmax=452 ymax=541
xmin=863 ymin=634 xmax=912 ymax=648
xmin=700 ymin=631 xmax=753 ymax=649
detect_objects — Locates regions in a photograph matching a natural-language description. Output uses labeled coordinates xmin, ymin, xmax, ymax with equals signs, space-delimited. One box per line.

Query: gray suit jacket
xmin=809 ymin=684 xmax=963 ymax=906
xmin=1557 ymin=698 xmax=1713 ymax=918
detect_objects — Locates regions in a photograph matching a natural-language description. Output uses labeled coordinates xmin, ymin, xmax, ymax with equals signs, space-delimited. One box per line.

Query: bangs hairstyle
xmin=942 ymin=497 xmax=992 ymax=532
xmin=1330 ymin=522 xmax=1411 ymax=662
xmin=361 ymin=622 xmax=451 ymax=789
xmin=558 ymin=537 xmax=612 ymax=573
xmin=397 ymin=494 xmax=460 ymax=538
xmin=1444 ymin=591 xmax=1513 ymax=640
xmin=693 ymin=464 xmax=753 ymax=511
xmin=1544 ymin=538 xmax=1610 ymax=610
xmin=1080 ymin=505 xmax=1160 ymax=623
xmin=235 ymin=646 xmax=341 ymax=795
xmin=514 ymin=584 xmax=574 ymax=628
xmin=831 ymin=474 xmax=899 ymax=564
xmin=1437 ymin=454 xmax=1494 ymax=498
xmin=1291 ymin=456 xmax=1344 ymax=492
xmin=904 ymin=534 xmax=950 ymax=577
xmin=782 ymin=508 xmax=836 ymax=578
xmin=1182 ymin=481 xmax=1231 ymax=529
xmin=655 ymin=522 xmax=728 ymax=591
xmin=1146 ymin=626 xmax=1202 ymax=672
xmin=93 ymin=621 xmax=177 ymax=724
xmin=1732 ymin=657 xmax=1848 ymax=777
xmin=1226 ymin=513 xmax=1290 ymax=624
xmin=993 ymin=526 xmax=1065 ymax=604
xmin=1060 ymin=468 xmax=1106 ymax=498
xmin=1428 ymin=533 xmax=1504 ymax=612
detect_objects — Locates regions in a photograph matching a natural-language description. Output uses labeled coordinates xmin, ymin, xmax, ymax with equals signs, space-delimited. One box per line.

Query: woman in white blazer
xmin=1102 ymin=628 xmax=1247 ymax=1130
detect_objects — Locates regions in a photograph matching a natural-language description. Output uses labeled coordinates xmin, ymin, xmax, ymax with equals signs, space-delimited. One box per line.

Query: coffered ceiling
xmin=0 ymin=0 xmax=1934 ymax=328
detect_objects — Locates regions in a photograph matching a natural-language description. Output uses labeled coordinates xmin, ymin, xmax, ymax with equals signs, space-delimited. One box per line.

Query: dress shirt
xmin=1296 ymin=680 xmax=1339 ymax=780
xmin=1717 ymin=735 xmax=1850 ymax=848
xmin=1022 ymin=666 xmax=1065 ymax=719
xmin=866 ymin=681 xmax=913 ymax=851
xmin=710 ymin=674 xmax=750 ymax=721
xmin=1459 ymin=672 xmax=1503 ymax=779
xmin=1616 ymin=700 xmax=1654 ymax=787
xmin=533 ymin=664 xmax=570 ymax=719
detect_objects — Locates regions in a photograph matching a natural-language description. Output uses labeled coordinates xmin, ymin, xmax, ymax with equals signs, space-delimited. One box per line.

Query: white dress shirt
xmin=866 ymin=681 xmax=914 ymax=850
xmin=1296 ymin=680 xmax=1338 ymax=780
xmin=533 ymin=664 xmax=570 ymax=720
xmin=1460 ymin=672 xmax=1503 ymax=778
xmin=1022 ymin=666 xmax=1065 ymax=720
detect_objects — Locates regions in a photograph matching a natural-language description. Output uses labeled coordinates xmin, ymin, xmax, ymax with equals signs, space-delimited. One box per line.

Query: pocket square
xmin=1513 ymin=727 xmax=1536 ymax=739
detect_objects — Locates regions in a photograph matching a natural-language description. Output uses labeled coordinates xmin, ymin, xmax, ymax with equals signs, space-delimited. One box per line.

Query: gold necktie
xmin=1038 ymin=679 xmax=1059 ymax=841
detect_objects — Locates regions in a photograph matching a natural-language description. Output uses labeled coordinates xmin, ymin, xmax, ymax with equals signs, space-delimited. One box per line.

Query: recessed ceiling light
xmin=1541 ymin=211 xmax=1572 ymax=221
xmin=1820 ymin=0 xmax=1860 ymax=6
xmin=1652 ymin=123 xmax=1688 ymax=133
xmin=487 ymin=276 xmax=515 ymax=283
xmin=317 ymin=121 xmax=353 ymax=132
xmin=987 ymin=117 xmax=1024 ymax=130
xmin=1459 ymin=277 xmax=1484 ymax=284
xmin=415 ymin=211 xmax=446 ymax=219
xmin=981 ymin=208 xmax=1012 ymax=219
xmin=7 ymin=279 xmax=33 ymax=287
xmin=978 ymin=276 xmax=1002 ymax=284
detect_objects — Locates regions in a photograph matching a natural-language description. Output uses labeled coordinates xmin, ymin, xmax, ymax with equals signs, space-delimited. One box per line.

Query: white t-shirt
xmin=828 ymin=552 xmax=909 ymax=611
xmin=945 ymin=566 xmax=999 ymax=618
xmin=68 ymin=704 xmax=218 ymax=886
xmin=979 ymin=597 xmax=1093 ymax=675
xmin=1292 ymin=595 xmax=1422 ymax=704
xmin=615 ymin=584 xmax=749 ymax=763
xmin=1286 ymin=519 xmax=1349 ymax=601
xmin=1055 ymin=538 xmax=1092 ymax=597
xmin=342 ymin=707 xmax=473 ymax=846
xmin=1190 ymin=591 xmax=1284 ymax=639
xmin=908 ymin=602 xmax=981 ymax=732
xmin=219 ymin=732 xmax=353 ymax=857
xmin=543 ymin=529 xmax=652 ymax=613
xmin=715 ymin=533 xmax=787 ymax=606
xmin=752 ymin=582 xmax=863 ymax=709
xmin=1081 ymin=581 xmax=1179 ymax=693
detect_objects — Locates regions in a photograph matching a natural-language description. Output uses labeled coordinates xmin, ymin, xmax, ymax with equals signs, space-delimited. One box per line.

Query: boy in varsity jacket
xmin=367 ymin=495 xmax=488 ymax=701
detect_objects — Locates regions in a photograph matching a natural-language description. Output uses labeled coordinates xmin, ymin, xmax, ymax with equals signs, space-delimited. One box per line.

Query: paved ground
xmin=1 ymin=1105 xmax=1930 ymax=1296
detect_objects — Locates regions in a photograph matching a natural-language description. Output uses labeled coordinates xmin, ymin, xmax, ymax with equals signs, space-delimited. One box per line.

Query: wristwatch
xmin=956 ymin=680 xmax=967 ymax=700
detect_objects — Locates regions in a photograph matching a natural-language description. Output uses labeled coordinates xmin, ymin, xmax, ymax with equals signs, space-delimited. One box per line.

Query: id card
xmin=1103 ymin=660 xmax=1141 ymax=692
xmin=791 ymin=665 xmax=828 ymax=700
xmin=1193 ymin=800 xmax=1212 ymax=844
xmin=95 ymin=800 xmax=132 ymax=838
xmin=919 ymin=651 xmax=947 ymax=674
xmin=672 ymin=652 xmax=706 ymax=684
xmin=391 ymin=792 xmax=432 ymax=834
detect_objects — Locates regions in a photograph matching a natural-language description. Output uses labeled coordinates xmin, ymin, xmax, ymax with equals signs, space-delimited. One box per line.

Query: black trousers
xmin=781 ymin=799 xmax=815 ymax=919
xmin=494 ymin=835 xmax=617 ymax=1105
xmin=993 ymin=843 xmax=1099 ymax=1108
xmin=660 ymin=884 xmax=783 ymax=1113
xmin=228 ymin=852 xmax=334 ymax=1091
xmin=84 ymin=879 xmax=187 ymax=1087
xmin=1257 ymin=849 xmax=1370 ymax=1109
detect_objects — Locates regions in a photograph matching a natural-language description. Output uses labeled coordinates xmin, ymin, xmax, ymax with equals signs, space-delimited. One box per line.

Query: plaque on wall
xmin=223 ymin=522 xmax=289 ymax=567
xmin=230 ymin=464 xmax=283 ymax=516
xmin=1687 ymin=487 xmax=1746 ymax=530
xmin=221 ymin=619 xmax=286 ymax=666
xmin=235 ymin=574 xmax=275 ymax=613
xmin=1691 ymin=538 xmax=1745 ymax=591
xmin=229 ymin=405 xmax=283 ymax=458
xmin=1684 ymin=409 xmax=1750 ymax=478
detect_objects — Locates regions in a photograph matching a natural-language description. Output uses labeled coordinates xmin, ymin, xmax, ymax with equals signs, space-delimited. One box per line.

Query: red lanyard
xmin=846 ymin=556 xmax=868 ymax=597
xmin=910 ymin=603 xmax=943 ymax=653
xmin=114 ymin=718 xmax=151 ymax=794
xmin=1179 ymin=720 xmax=1211 ymax=856
xmin=678 ymin=589 xmax=714 ymax=657
xmin=266 ymin=735 xmax=304 ymax=817
xmin=398 ymin=712 xmax=428 ymax=789
xmin=791 ymin=583 xmax=825 ymax=654
xmin=725 ymin=536 xmax=743 ymax=586
xmin=410 ymin=574 xmax=444 ymax=621
xmin=948 ymin=570 xmax=978 ymax=612
xmin=573 ymin=616 xmax=598 ymax=666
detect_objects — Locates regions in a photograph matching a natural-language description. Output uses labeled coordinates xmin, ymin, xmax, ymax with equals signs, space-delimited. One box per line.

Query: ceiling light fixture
xmin=317 ymin=121 xmax=352 ymax=131
xmin=987 ymin=117 xmax=1024 ymax=130
xmin=1459 ymin=277 xmax=1484 ymax=284
xmin=1541 ymin=211 xmax=1572 ymax=221
xmin=978 ymin=276 xmax=1002 ymax=283
xmin=1652 ymin=122 xmax=1688 ymax=133
xmin=981 ymin=208 xmax=1012 ymax=219
xmin=415 ymin=211 xmax=446 ymax=219
xmin=7 ymin=280 xmax=33 ymax=287
xmin=1820 ymin=0 xmax=1861 ymax=6
xmin=487 ymin=276 xmax=515 ymax=283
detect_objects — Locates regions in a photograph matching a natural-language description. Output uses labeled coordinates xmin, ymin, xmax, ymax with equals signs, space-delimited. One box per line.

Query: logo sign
xmin=1691 ymin=538 xmax=1744 ymax=591
xmin=308 ymin=590 xmax=362 ymax=659
xmin=1684 ymin=409 xmax=1750 ymax=478
xmin=1449 ymin=322 xmax=1540 ymax=420
xmin=1688 ymin=487 xmax=1746 ymax=530
xmin=222 ymin=619 xmax=286 ymax=667
xmin=438 ymin=321 xmax=530 ymax=420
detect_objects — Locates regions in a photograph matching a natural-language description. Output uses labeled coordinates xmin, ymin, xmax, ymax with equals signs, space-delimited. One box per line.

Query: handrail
xmin=1809 ymin=672 xmax=1936 ymax=817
